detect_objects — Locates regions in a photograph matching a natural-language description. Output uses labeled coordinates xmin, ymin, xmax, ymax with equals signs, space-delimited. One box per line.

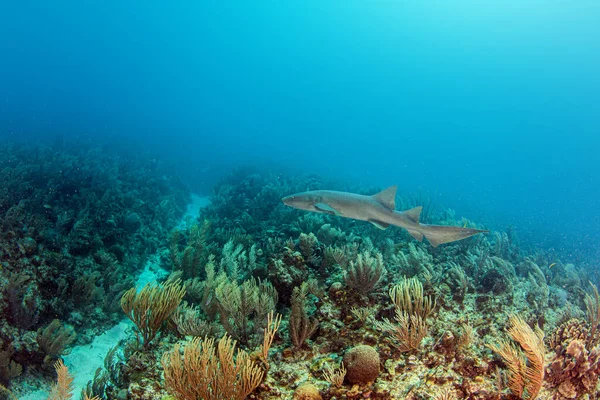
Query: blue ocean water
xmin=1 ymin=1 xmax=598 ymax=259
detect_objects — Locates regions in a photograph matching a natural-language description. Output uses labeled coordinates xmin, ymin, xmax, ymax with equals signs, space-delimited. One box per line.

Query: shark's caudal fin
xmin=421 ymin=225 xmax=488 ymax=247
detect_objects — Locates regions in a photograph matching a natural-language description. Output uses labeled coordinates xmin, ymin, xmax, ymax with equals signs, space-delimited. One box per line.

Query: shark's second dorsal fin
xmin=372 ymin=185 xmax=397 ymax=210
xmin=404 ymin=206 xmax=422 ymax=223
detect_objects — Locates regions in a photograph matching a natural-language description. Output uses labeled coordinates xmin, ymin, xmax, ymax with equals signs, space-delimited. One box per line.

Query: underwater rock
xmin=19 ymin=237 xmax=37 ymax=255
xmin=293 ymin=383 xmax=322 ymax=400
xmin=478 ymin=256 xmax=515 ymax=295
xmin=343 ymin=345 xmax=380 ymax=384
xmin=328 ymin=282 xmax=343 ymax=298
xmin=123 ymin=212 xmax=142 ymax=233
xmin=108 ymin=244 xmax=126 ymax=262
xmin=41 ymin=228 xmax=61 ymax=251
xmin=116 ymin=388 xmax=128 ymax=400
xmin=479 ymin=268 xmax=511 ymax=294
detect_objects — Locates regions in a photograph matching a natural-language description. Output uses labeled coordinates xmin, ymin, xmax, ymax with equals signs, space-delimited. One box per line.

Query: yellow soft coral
xmin=487 ymin=315 xmax=545 ymax=400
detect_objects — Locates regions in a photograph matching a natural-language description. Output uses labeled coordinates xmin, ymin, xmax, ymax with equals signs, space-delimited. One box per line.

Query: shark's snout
xmin=282 ymin=195 xmax=294 ymax=206
xmin=282 ymin=193 xmax=312 ymax=210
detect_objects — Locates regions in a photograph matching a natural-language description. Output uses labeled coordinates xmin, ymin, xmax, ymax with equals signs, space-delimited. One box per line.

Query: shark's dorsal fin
xmin=369 ymin=220 xmax=390 ymax=230
xmin=372 ymin=185 xmax=397 ymax=210
xmin=404 ymin=206 xmax=422 ymax=223
xmin=315 ymin=203 xmax=342 ymax=216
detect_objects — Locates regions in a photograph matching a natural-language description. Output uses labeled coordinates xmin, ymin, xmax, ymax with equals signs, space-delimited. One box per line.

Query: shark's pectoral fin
xmin=369 ymin=220 xmax=390 ymax=230
xmin=406 ymin=229 xmax=423 ymax=242
xmin=315 ymin=203 xmax=342 ymax=216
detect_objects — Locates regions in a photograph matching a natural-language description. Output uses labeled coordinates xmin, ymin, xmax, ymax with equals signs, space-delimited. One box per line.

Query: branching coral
xmin=289 ymin=281 xmax=319 ymax=349
xmin=322 ymin=245 xmax=350 ymax=270
xmin=163 ymin=335 xmax=262 ymax=400
xmin=267 ymin=244 xmax=310 ymax=302
xmin=298 ymin=232 xmax=319 ymax=263
xmin=585 ymin=281 xmax=600 ymax=341
xmin=389 ymin=276 xmax=436 ymax=318
xmin=48 ymin=359 xmax=99 ymax=400
xmin=162 ymin=315 xmax=280 ymax=400
xmin=0 ymin=341 xmax=21 ymax=385
xmin=344 ymin=251 xmax=386 ymax=296
xmin=492 ymin=231 xmax=520 ymax=262
xmin=444 ymin=262 xmax=470 ymax=302
xmin=36 ymin=319 xmax=77 ymax=364
xmin=82 ymin=344 xmax=126 ymax=399
xmin=215 ymin=277 xmax=278 ymax=346
xmin=219 ymin=239 xmax=260 ymax=281
xmin=182 ymin=255 xmax=223 ymax=318
xmin=4 ymin=272 xmax=41 ymax=330
xmin=48 ymin=359 xmax=74 ymax=400
xmin=487 ymin=315 xmax=544 ymax=400
xmin=374 ymin=309 xmax=428 ymax=353
xmin=120 ymin=279 xmax=186 ymax=347
xmin=390 ymin=242 xmax=434 ymax=278
xmin=171 ymin=302 xmax=223 ymax=338
xmin=374 ymin=277 xmax=435 ymax=352
xmin=169 ymin=220 xmax=210 ymax=280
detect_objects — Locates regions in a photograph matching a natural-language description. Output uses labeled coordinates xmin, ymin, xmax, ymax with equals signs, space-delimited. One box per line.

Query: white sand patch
xmin=19 ymin=195 xmax=210 ymax=399
xmin=66 ymin=321 xmax=132 ymax=392
xmin=19 ymin=321 xmax=132 ymax=400
xmin=177 ymin=194 xmax=211 ymax=229
xmin=135 ymin=253 xmax=169 ymax=289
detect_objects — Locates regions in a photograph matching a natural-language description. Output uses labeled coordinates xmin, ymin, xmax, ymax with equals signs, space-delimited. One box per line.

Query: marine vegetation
xmin=0 ymin=141 xmax=189 ymax=390
xmin=5 ymin=157 xmax=600 ymax=399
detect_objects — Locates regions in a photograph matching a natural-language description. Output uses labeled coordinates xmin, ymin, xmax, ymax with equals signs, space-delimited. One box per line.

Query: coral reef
xmin=10 ymin=162 xmax=600 ymax=400
xmin=0 ymin=141 xmax=188 ymax=390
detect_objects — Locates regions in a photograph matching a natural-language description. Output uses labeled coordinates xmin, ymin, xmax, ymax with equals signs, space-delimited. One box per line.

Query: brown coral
xmin=293 ymin=383 xmax=322 ymax=400
xmin=546 ymin=339 xmax=600 ymax=399
xmin=549 ymin=319 xmax=589 ymax=353
xmin=343 ymin=345 xmax=380 ymax=384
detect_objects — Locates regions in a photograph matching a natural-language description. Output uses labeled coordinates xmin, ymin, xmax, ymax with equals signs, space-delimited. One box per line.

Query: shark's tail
xmin=419 ymin=224 xmax=488 ymax=247
xmin=398 ymin=206 xmax=488 ymax=247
